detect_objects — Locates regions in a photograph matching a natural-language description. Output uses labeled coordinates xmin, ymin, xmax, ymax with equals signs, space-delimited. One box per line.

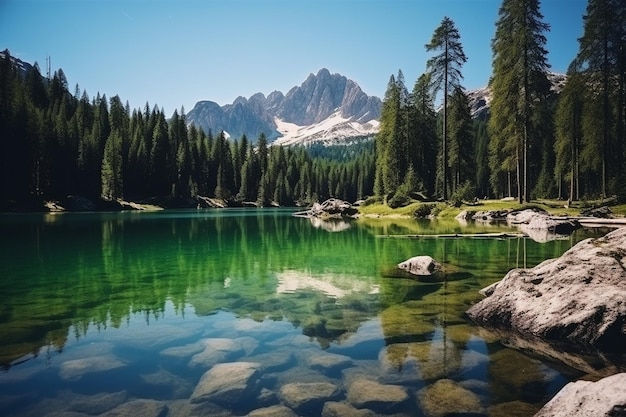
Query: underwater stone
xmin=191 ymin=362 xmax=261 ymax=405
xmin=279 ymin=382 xmax=341 ymax=411
xmin=322 ymin=401 xmax=377 ymax=417
xmin=99 ymin=399 xmax=168 ymax=417
xmin=59 ymin=355 xmax=127 ymax=381
xmin=417 ymin=379 xmax=484 ymax=417
xmin=246 ymin=405 xmax=298 ymax=417
xmin=346 ymin=378 xmax=409 ymax=410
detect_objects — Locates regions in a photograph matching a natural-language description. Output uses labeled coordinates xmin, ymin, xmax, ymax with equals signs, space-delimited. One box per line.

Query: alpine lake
xmin=0 ymin=208 xmax=620 ymax=417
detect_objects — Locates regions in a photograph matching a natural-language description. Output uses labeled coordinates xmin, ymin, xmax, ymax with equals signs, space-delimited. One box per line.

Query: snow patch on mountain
xmin=273 ymin=111 xmax=379 ymax=146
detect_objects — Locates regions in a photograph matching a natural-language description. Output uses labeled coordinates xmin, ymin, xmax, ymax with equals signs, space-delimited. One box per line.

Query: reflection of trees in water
xmin=0 ymin=213 xmax=595 ymax=370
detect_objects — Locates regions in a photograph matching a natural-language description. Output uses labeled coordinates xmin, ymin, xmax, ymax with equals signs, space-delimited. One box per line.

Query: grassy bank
xmin=358 ymin=199 xmax=626 ymax=219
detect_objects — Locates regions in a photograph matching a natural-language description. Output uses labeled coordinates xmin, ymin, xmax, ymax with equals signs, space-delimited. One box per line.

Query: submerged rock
xmin=397 ymin=256 xmax=442 ymax=276
xmin=279 ymin=382 xmax=341 ymax=411
xmin=417 ymin=379 xmax=484 ymax=417
xmin=467 ymin=227 xmax=626 ymax=349
xmin=191 ymin=362 xmax=261 ymax=405
xmin=535 ymin=372 xmax=626 ymax=417
xmin=246 ymin=405 xmax=298 ymax=417
xmin=59 ymin=355 xmax=127 ymax=381
xmin=322 ymin=401 xmax=377 ymax=417
xmin=99 ymin=399 xmax=168 ymax=417
xmin=346 ymin=378 xmax=408 ymax=411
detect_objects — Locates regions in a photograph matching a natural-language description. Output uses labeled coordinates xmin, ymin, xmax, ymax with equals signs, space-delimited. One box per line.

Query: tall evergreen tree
xmin=576 ymin=0 xmax=626 ymax=199
xmin=425 ymin=16 xmax=467 ymax=200
xmin=489 ymin=0 xmax=551 ymax=203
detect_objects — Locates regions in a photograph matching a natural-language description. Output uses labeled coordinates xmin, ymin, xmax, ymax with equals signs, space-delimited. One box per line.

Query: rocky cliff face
xmin=186 ymin=68 xmax=382 ymax=144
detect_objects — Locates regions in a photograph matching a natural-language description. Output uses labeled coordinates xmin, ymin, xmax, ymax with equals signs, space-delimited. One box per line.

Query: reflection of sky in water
xmin=276 ymin=270 xmax=379 ymax=298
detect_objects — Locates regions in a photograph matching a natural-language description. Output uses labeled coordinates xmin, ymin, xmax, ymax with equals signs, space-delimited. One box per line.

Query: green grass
xmin=358 ymin=198 xmax=626 ymax=219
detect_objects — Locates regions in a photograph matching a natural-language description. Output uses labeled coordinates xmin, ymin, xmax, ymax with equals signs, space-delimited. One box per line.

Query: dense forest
xmin=376 ymin=0 xmax=625 ymax=206
xmin=1 ymin=0 xmax=625 ymax=211
xmin=0 ymin=51 xmax=375 ymax=209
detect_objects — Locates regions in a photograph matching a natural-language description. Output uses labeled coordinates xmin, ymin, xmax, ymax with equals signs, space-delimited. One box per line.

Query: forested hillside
xmin=0 ymin=50 xmax=374 ymax=210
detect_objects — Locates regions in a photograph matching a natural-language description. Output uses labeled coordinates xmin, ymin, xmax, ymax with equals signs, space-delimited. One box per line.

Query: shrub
xmin=414 ymin=203 xmax=436 ymax=218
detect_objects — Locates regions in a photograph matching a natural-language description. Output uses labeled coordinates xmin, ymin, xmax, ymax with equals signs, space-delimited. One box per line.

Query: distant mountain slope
xmin=186 ymin=68 xmax=382 ymax=144
xmin=468 ymin=72 xmax=567 ymax=120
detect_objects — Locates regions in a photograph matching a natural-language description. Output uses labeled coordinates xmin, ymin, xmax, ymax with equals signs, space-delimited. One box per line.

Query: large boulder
xmin=397 ymin=256 xmax=442 ymax=276
xmin=466 ymin=227 xmax=626 ymax=349
xmin=534 ymin=372 xmax=626 ymax=417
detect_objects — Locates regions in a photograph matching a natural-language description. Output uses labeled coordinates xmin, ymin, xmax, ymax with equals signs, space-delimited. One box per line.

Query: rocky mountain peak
xmin=186 ymin=69 xmax=382 ymax=144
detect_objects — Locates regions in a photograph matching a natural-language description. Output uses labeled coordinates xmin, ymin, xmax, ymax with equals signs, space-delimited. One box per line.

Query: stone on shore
xmin=190 ymin=362 xmax=260 ymax=405
xmin=397 ymin=256 xmax=442 ymax=276
xmin=534 ymin=372 xmax=626 ymax=417
xmin=467 ymin=227 xmax=626 ymax=349
xmin=507 ymin=208 xmax=581 ymax=237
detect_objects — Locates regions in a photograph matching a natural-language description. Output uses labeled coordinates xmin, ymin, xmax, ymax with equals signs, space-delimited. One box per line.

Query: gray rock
xmin=507 ymin=208 xmax=580 ymax=241
xmin=322 ymin=401 xmax=377 ymax=417
xmin=99 ymin=399 xmax=168 ymax=417
xmin=397 ymin=256 xmax=442 ymax=276
xmin=279 ymin=382 xmax=341 ymax=411
xmin=417 ymin=379 xmax=484 ymax=417
xmin=190 ymin=362 xmax=261 ymax=405
xmin=467 ymin=227 xmax=626 ymax=348
xmin=346 ymin=378 xmax=408 ymax=410
xmin=535 ymin=373 xmax=626 ymax=417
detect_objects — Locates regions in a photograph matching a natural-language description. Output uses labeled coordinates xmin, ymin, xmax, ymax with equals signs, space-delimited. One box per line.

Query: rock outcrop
xmin=397 ymin=256 xmax=442 ymax=276
xmin=534 ymin=372 xmax=626 ymax=417
xmin=466 ymin=227 xmax=626 ymax=349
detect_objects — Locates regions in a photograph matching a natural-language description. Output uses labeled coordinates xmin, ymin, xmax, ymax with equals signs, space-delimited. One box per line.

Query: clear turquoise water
xmin=0 ymin=209 xmax=609 ymax=416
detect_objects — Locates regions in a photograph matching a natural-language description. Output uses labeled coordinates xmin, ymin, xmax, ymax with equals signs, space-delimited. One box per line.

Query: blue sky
xmin=1 ymin=0 xmax=587 ymax=116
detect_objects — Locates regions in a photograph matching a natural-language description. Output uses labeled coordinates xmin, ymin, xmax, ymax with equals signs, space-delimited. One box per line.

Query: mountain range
xmin=186 ymin=68 xmax=382 ymax=145
xmin=187 ymin=68 xmax=566 ymax=146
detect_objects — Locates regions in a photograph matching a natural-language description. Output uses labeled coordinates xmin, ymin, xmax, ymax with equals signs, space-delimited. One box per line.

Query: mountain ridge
xmin=186 ymin=68 xmax=382 ymax=144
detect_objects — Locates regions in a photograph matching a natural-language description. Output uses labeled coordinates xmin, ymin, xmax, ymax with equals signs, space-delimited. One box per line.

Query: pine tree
xmin=425 ymin=16 xmax=467 ymax=200
xmin=489 ymin=0 xmax=551 ymax=203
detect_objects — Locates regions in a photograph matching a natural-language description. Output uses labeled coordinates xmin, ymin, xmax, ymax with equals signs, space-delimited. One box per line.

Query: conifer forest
xmin=1 ymin=0 xmax=625 ymax=210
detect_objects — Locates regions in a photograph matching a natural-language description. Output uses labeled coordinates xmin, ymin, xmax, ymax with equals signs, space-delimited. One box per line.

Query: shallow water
xmin=0 ymin=209 xmax=610 ymax=416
